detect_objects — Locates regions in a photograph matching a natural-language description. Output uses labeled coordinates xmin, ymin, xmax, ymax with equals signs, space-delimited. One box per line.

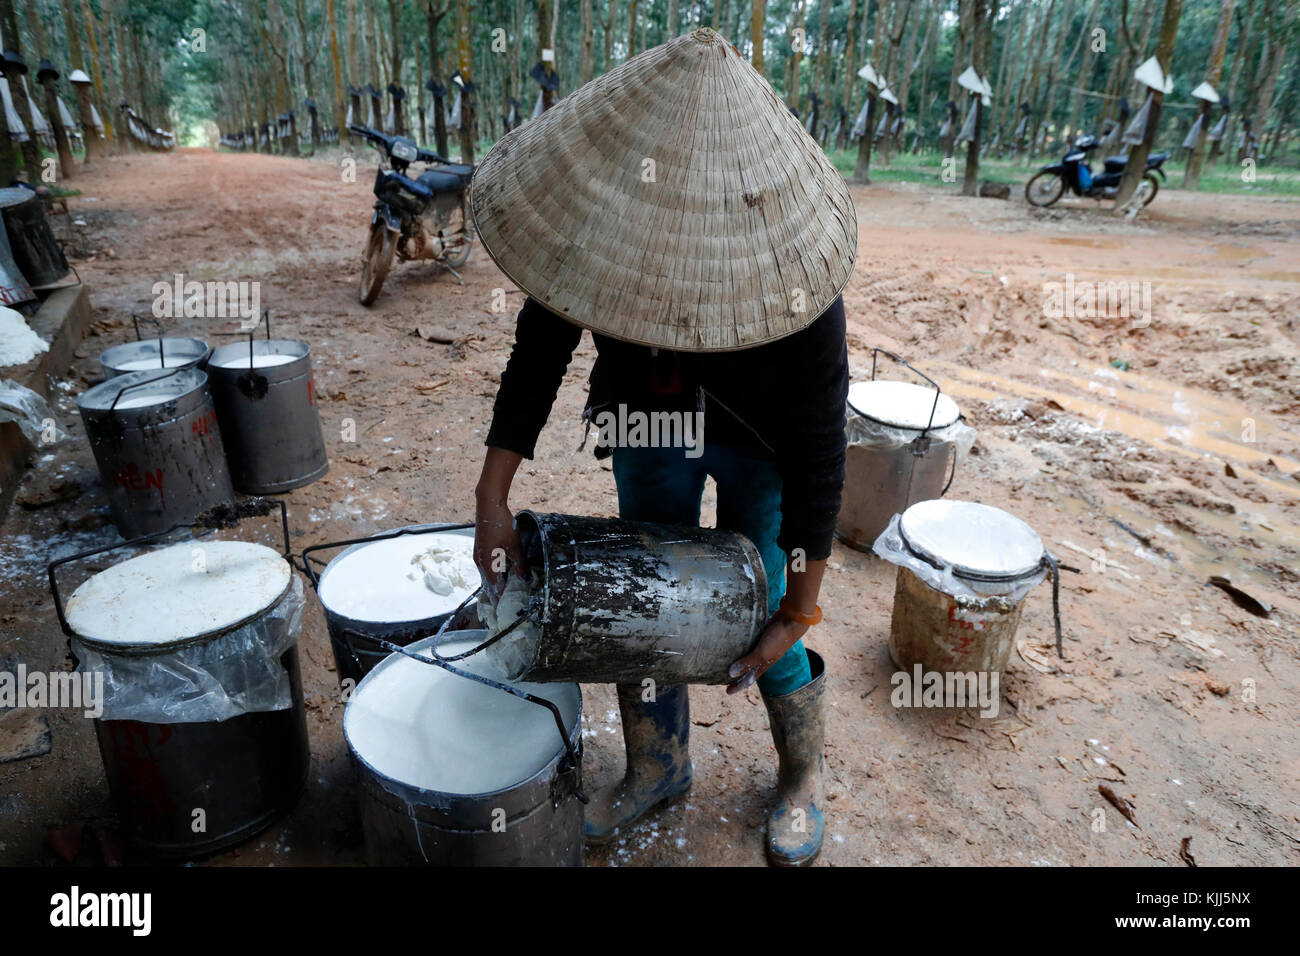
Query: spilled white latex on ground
xmin=345 ymin=636 xmax=579 ymax=794
xmin=0 ymin=307 xmax=48 ymax=367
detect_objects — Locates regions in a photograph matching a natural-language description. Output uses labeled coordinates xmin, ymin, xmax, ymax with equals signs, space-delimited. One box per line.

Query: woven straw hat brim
xmin=471 ymin=29 xmax=857 ymax=353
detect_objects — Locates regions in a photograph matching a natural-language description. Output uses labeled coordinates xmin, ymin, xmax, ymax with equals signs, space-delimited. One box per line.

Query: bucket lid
xmin=76 ymin=366 xmax=208 ymax=413
xmin=848 ymin=380 xmax=960 ymax=431
xmin=208 ymin=339 xmax=308 ymax=371
xmin=343 ymin=633 xmax=580 ymax=795
xmin=317 ymin=528 xmax=477 ymax=623
xmin=66 ymin=540 xmax=291 ymax=647
xmin=898 ymin=499 xmax=1044 ymax=580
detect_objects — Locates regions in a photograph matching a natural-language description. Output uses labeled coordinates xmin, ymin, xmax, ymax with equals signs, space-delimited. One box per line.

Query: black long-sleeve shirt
xmin=485 ymin=296 xmax=849 ymax=560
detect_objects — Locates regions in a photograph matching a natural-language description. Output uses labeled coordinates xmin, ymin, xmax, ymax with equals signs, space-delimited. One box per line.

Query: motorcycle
xmin=348 ymin=123 xmax=474 ymax=305
xmin=1025 ymin=134 xmax=1168 ymax=208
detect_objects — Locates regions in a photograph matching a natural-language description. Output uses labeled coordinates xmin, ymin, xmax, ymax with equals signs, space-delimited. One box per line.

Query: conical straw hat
xmin=470 ymin=28 xmax=857 ymax=352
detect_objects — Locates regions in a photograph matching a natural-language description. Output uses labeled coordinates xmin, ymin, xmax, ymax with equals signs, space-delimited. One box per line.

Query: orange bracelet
xmin=777 ymin=597 xmax=822 ymax=628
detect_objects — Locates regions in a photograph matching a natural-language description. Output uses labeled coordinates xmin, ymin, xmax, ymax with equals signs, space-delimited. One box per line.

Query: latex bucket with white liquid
xmin=303 ymin=524 xmax=479 ymax=686
xmin=344 ymin=632 xmax=584 ymax=866
xmin=473 ymin=511 xmax=768 ymax=685
xmin=76 ymin=367 xmax=234 ymax=538
xmin=874 ymin=499 xmax=1055 ymax=674
xmin=48 ymin=523 xmax=310 ymax=860
xmin=837 ymin=351 xmax=969 ymax=552
xmin=100 ymin=336 xmax=211 ymax=378
xmin=206 ymin=338 xmax=329 ymax=493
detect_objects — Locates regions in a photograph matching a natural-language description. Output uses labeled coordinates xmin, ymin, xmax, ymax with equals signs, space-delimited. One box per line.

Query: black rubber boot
xmin=761 ymin=650 xmax=826 ymax=867
xmin=584 ymin=682 xmax=693 ymax=847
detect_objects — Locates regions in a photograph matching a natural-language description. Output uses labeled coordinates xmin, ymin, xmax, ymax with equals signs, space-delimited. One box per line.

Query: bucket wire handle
xmin=46 ymin=497 xmax=292 ymax=637
xmin=357 ymin=633 xmax=587 ymax=804
xmin=130 ymin=313 xmax=167 ymax=367
xmin=431 ymin=595 xmax=540 ymax=662
xmin=106 ymin=365 xmax=186 ymax=412
xmin=868 ymin=347 xmax=944 ymax=437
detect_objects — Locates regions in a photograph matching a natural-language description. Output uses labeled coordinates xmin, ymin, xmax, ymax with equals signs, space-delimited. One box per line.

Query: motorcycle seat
xmin=434 ymin=162 xmax=474 ymax=177
xmin=416 ymin=168 xmax=468 ymax=193
xmin=1103 ymin=155 xmax=1127 ymax=172
xmin=1147 ymin=151 xmax=1170 ymax=165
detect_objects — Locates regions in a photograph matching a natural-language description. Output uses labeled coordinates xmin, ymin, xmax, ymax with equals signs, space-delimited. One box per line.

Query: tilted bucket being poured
xmin=471 ymin=511 xmax=768 ymax=686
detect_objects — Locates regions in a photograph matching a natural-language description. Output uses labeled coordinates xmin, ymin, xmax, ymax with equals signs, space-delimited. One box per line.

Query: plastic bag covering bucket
xmin=63 ymin=540 xmax=310 ymax=859
xmin=100 ymin=337 xmax=211 ymax=378
xmin=308 ymin=524 xmax=479 ymax=686
xmin=504 ymin=511 xmax=768 ymax=685
xmin=76 ymin=367 xmax=234 ymax=538
xmin=874 ymin=500 xmax=1049 ymax=674
xmin=344 ymin=632 xmax=583 ymax=866
xmin=836 ymin=376 xmax=975 ymax=552
xmin=206 ymin=339 xmax=328 ymax=493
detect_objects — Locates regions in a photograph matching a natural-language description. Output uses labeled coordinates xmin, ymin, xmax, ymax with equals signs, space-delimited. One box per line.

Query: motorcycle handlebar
xmin=348 ymin=124 xmax=452 ymax=167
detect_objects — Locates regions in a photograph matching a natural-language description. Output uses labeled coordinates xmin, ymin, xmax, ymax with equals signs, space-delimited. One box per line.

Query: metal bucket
xmin=76 ymin=367 xmax=234 ymax=538
xmin=303 ymin=523 xmax=479 ymax=687
xmin=100 ymin=337 xmax=211 ymax=378
xmin=344 ymin=632 xmax=584 ymax=866
xmin=0 ymin=187 xmax=69 ymax=287
xmin=48 ymin=515 xmax=309 ymax=860
xmin=206 ymin=338 xmax=329 ymax=493
xmin=886 ymin=499 xmax=1047 ymax=674
xmin=837 ymin=351 xmax=962 ymax=553
xmin=503 ymin=511 xmax=767 ymax=685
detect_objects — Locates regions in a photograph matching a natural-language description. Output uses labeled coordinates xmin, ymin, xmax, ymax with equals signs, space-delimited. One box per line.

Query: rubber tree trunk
xmin=1114 ymin=0 xmax=1184 ymax=207
xmin=1183 ymin=0 xmax=1235 ymax=189
xmin=426 ymin=0 xmax=449 ymax=157
xmin=73 ymin=83 xmax=99 ymax=163
xmin=40 ymin=77 xmax=75 ymax=181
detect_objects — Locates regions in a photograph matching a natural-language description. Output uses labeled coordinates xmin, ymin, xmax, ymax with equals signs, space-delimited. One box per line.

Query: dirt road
xmin=2 ymin=148 xmax=1297 ymax=866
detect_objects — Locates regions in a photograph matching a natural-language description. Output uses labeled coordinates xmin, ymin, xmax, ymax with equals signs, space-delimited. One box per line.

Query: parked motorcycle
xmin=1025 ymin=134 xmax=1168 ymax=208
xmin=348 ymin=123 xmax=474 ymax=305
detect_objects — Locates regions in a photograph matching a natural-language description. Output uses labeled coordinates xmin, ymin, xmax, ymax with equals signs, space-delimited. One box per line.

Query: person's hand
xmin=727 ymin=614 xmax=809 ymax=695
xmin=474 ymin=500 xmax=524 ymax=600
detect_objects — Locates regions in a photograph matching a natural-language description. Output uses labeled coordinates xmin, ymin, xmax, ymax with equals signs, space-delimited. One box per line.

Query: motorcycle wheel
xmin=440 ymin=199 xmax=473 ymax=268
xmin=359 ymin=221 xmax=397 ymax=306
xmin=1142 ymin=173 xmax=1160 ymax=207
xmin=1025 ymin=170 xmax=1065 ymax=207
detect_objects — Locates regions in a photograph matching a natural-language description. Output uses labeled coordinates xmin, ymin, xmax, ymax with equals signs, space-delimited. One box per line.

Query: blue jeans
xmin=611 ymin=445 xmax=812 ymax=696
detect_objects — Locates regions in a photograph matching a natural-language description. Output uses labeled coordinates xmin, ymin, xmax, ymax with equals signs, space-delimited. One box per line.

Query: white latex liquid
xmin=111 ymin=393 xmax=173 ymax=409
xmin=116 ymin=356 xmax=194 ymax=370
xmin=475 ymin=574 xmax=541 ymax=680
xmin=212 ymin=352 xmax=298 ymax=369
xmin=318 ymin=531 xmax=478 ymax=621
xmin=344 ymin=637 xmax=578 ymax=794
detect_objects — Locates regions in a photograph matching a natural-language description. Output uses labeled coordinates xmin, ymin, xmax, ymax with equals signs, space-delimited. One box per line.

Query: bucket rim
xmin=207 ymin=338 xmax=310 ymax=372
xmin=898 ymin=499 xmax=1044 ymax=582
xmin=342 ymin=632 xmax=582 ymax=800
xmin=76 ymin=366 xmax=210 ymax=413
xmin=99 ymin=336 xmax=211 ymax=372
xmin=67 ymin=541 xmax=293 ymax=652
xmin=847 ymin=379 xmax=961 ymax=431
xmin=315 ymin=524 xmax=476 ymax=624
